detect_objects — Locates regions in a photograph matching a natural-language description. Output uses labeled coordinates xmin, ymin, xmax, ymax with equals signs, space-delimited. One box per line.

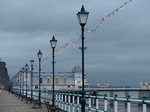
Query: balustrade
xmin=11 ymin=88 xmax=150 ymax=112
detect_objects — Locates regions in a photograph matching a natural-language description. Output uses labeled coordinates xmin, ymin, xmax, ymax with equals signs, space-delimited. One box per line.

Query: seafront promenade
xmin=0 ymin=89 xmax=47 ymax=112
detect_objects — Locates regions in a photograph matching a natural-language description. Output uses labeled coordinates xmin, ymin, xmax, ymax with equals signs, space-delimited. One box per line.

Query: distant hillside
xmin=0 ymin=61 xmax=9 ymax=88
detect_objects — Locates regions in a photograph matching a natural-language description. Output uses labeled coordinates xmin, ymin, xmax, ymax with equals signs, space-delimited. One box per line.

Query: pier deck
xmin=0 ymin=90 xmax=47 ymax=112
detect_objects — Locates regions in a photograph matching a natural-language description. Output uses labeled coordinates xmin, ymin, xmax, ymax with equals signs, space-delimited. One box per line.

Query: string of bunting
xmin=34 ymin=34 xmax=81 ymax=68
xmin=86 ymin=0 xmax=132 ymax=33
xmin=34 ymin=0 xmax=132 ymax=69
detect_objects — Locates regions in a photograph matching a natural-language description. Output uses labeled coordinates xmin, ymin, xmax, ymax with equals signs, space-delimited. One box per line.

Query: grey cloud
xmin=0 ymin=0 xmax=150 ymax=87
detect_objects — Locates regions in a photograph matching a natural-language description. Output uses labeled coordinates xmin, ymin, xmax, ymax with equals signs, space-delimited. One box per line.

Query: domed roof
xmin=72 ymin=65 xmax=82 ymax=72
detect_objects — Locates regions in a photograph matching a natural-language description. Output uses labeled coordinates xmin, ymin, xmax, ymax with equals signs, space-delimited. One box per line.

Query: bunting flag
xmin=86 ymin=0 xmax=132 ymax=33
xmin=34 ymin=0 xmax=132 ymax=68
xmin=34 ymin=35 xmax=81 ymax=68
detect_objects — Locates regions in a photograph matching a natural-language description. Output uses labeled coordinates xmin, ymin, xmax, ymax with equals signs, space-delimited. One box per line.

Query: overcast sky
xmin=0 ymin=0 xmax=150 ymax=87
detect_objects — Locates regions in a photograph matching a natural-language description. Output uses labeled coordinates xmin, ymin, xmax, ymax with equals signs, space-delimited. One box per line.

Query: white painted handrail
xmin=12 ymin=88 xmax=150 ymax=112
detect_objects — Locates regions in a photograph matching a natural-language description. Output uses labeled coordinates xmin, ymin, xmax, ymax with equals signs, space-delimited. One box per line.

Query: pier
xmin=3 ymin=88 xmax=150 ymax=112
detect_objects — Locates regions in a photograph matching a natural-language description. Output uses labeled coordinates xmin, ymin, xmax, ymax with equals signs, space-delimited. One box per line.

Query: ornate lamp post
xmin=50 ymin=35 xmax=57 ymax=106
xmin=17 ymin=73 xmax=20 ymax=94
xmin=37 ymin=50 xmax=42 ymax=101
xmin=19 ymin=71 xmax=22 ymax=95
xmin=77 ymin=5 xmax=89 ymax=112
xmin=20 ymin=77 xmax=22 ymax=95
xmin=22 ymin=67 xmax=25 ymax=96
xmin=30 ymin=60 xmax=34 ymax=98
xmin=25 ymin=64 xmax=29 ymax=97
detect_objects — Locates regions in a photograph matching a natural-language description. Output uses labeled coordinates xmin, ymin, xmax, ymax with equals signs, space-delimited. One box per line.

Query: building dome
xmin=72 ymin=65 xmax=82 ymax=72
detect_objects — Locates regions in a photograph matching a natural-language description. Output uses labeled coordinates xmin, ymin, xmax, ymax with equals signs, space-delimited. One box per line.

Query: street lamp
xmin=77 ymin=5 xmax=89 ymax=112
xmin=25 ymin=63 xmax=29 ymax=97
xmin=30 ymin=60 xmax=34 ymax=98
xmin=17 ymin=73 xmax=20 ymax=95
xmin=37 ymin=50 xmax=42 ymax=101
xmin=20 ymin=78 xmax=22 ymax=96
xmin=50 ymin=35 xmax=57 ymax=106
xmin=19 ymin=71 xmax=22 ymax=96
xmin=22 ymin=67 xmax=25 ymax=96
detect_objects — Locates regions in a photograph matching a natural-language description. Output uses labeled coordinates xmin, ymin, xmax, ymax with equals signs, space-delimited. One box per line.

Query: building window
xmin=68 ymin=85 xmax=75 ymax=89
xmin=55 ymin=77 xmax=59 ymax=83
xmin=47 ymin=77 xmax=50 ymax=83
xmin=77 ymin=81 xmax=81 ymax=83
xmin=63 ymin=77 xmax=67 ymax=83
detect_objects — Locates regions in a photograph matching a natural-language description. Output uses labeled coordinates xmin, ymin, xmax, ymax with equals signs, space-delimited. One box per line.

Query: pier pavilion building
xmin=11 ymin=65 xmax=90 ymax=90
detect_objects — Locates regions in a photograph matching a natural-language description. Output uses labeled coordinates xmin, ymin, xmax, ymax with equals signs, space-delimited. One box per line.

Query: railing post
xmin=64 ymin=92 xmax=67 ymax=112
xmin=88 ymin=93 xmax=91 ymax=112
xmin=72 ymin=92 xmax=75 ymax=112
xmin=48 ymin=90 xmax=50 ymax=103
xmin=58 ymin=91 xmax=61 ymax=108
xmin=61 ymin=93 xmax=64 ymax=110
xmin=142 ymin=95 xmax=147 ymax=112
xmin=68 ymin=92 xmax=71 ymax=112
xmin=95 ymin=93 xmax=99 ymax=112
xmin=59 ymin=92 xmax=63 ymax=112
xmin=127 ymin=95 xmax=131 ymax=112
xmin=114 ymin=94 xmax=118 ymax=112
xmin=56 ymin=92 xmax=58 ymax=106
xmin=77 ymin=92 xmax=80 ymax=111
xmin=49 ymin=90 xmax=51 ymax=101
xmin=47 ymin=90 xmax=49 ymax=101
xmin=104 ymin=94 xmax=107 ymax=112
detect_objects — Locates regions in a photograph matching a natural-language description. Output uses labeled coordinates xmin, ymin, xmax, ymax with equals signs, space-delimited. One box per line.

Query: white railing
xmin=12 ymin=88 xmax=150 ymax=112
